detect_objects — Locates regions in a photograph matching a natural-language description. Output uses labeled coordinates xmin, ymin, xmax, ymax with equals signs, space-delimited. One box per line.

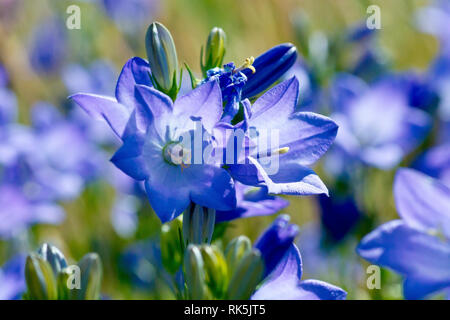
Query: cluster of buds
xmin=183 ymin=238 xmax=263 ymax=300
xmin=24 ymin=243 xmax=102 ymax=300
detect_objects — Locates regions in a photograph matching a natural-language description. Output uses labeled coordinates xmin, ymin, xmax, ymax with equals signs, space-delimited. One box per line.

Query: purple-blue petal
xmin=394 ymin=168 xmax=450 ymax=238
xmin=173 ymin=80 xmax=222 ymax=133
xmin=70 ymin=93 xmax=131 ymax=138
xmin=115 ymin=57 xmax=152 ymax=108
xmin=357 ymin=220 xmax=450 ymax=299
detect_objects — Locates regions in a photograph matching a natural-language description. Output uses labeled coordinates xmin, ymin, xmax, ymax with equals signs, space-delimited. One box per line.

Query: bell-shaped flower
xmin=330 ymin=73 xmax=432 ymax=169
xmin=358 ymin=168 xmax=450 ymax=299
xmin=227 ymin=77 xmax=338 ymax=196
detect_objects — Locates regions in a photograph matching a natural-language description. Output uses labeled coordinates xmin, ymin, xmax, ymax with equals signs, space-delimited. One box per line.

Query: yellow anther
xmin=274 ymin=147 xmax=290 ymax=155
xmin=235 ymin=56 xmax=256 ymax=74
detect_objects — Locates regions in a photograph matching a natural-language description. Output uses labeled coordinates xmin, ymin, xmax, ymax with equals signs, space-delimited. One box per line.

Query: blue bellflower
xmin=416 ymin=0 xmax=450 ymax=52
xmin=72 ymin=57 xmax=236 ymax=222
xmin=102 ymin=0 xmax=159 ymax=35
xmin=0 ymin=255 xmax=26 ymax=300
xmin=414 ymin=143 xmax=450 ymax=185
xmin=330 ymin=73 xmax=432 ymax=169
xmin=0 ymin=184 xmax=64 ymax=239
xmin=358 ymin=168 xmax=450 ymax=299
xmin=29 ymin=103 xmax=107 ymax=201
xmin=28 ymin=18 xmax=67 ymax=75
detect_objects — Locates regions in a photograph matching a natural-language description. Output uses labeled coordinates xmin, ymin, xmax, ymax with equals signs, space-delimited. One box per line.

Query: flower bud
xmin=242 ymin=43 xmax=298 ymax=99
xmin=225 ymin=235 xmax=252 ymax=275
xmin=182 ymin=203 xmax=216 ymax=246
xmin=184 ymin=245 xmax=206 ymax=300
xmin=254 ymin=214 xmax=299 ymax=277
xmin=200 ymin=245 xmax=228 ymax=299
xmin=201 ymin=27 xmax=226 ymax=77
xmin=25 ymin=253 xmax=58 ymax=300
xmin=56 ymin=269 xmax=72 ymax=300
xmin=145 ymin=22 xmax=180 ymax=100
xmin=161 ymin=216 xmax=184 ymax=274
xmin=226 ymin=249 xmax=264 ymax=300
xmin=72 ymin=253 xmax=102 ymax=300
xmin=38 ymin=243 xmax=68 ymax=276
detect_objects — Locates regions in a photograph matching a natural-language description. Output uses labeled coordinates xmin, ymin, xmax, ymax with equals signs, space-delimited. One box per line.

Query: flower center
xmin=162 ymin=141 xmax=191 ymax=167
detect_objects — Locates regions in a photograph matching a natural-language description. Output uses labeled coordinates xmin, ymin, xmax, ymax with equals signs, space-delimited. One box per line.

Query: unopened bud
xmin=161 ymin=216 xmax=184 ymax=274
xmin=145 ymin=22 xmax=180 ymax=100
xmin=242 ymin=43 xmax=298 ymax=99
xmin=72 ymin=253 xmax=102 ymax=300
xmin=200 ymin=245 xmax=228 ymax=299
xmin=225 ymin=236 xmax=252 ymax=274
xmin=38 ymin=243 xmax=67 ymax=276
xmin=25 ymin=253 xmax=58 ymax=300
xmin=184 ymin=245 xmax=206 ymax=299
xmin=182 ymin=203 xmax=216 ymax=246
xmin=201 ymin=27 xmax=226 ymax=76
xmin=226 ymin=249 xmax=264 ymax=300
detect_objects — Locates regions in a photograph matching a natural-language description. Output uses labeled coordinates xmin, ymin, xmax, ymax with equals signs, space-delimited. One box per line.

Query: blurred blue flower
xmin=416 ymin=0 xmax=450 ymax=52
xmin=120 ymin=239 xmax=162 ymax=289
xmin=330 ymin=73 xmax=432 ymax=169
xmin=0 ymin=184 xmax=64 ymax=239
xmin=63 ymin=60 xmax=119 ymax=146
xmin=429 ymin=53 xmax=450 ymax=123
xmin=216 ymin=182 xmax=289 ymax=222
xmin=0 ymin=254 xmax=26 ymax=300
xmin=101 ymin=0 xmax=159 ymax=35
xmin=0 ymin=87 xmax=17 ymax=127
xmin=228 ymin=77 xmax=338 ymax=196
xmin=358 ymin=168 xmax=450 ymax=299
xmin=0 ymin=64 xmax=17 ymax=127
xmin=318 ymin=192 xmax=361 ymax=243
xmin=414 ymin=143 xmax=450 ymax=185
xmin=0 ymin=123 xmax=66 ymax=238
xmin=0 ymin=64 xmax=9 ymax=87
xmin=62 ymin=60 xmax=117 ymax=97
xmin=28 ymin=102 xmax=107 ymax=201
xmin=346 ymin=22 xmax=378 ymax=43
xmin=343 ymin=22 xmax=389 ymax=82
xmin=28 ymin=18 xmax=67 ymax=75
xmin=398 ymin=71 xmax=439 ymax=112
xmin=111 ymin=194 xmax=140 ymax=238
